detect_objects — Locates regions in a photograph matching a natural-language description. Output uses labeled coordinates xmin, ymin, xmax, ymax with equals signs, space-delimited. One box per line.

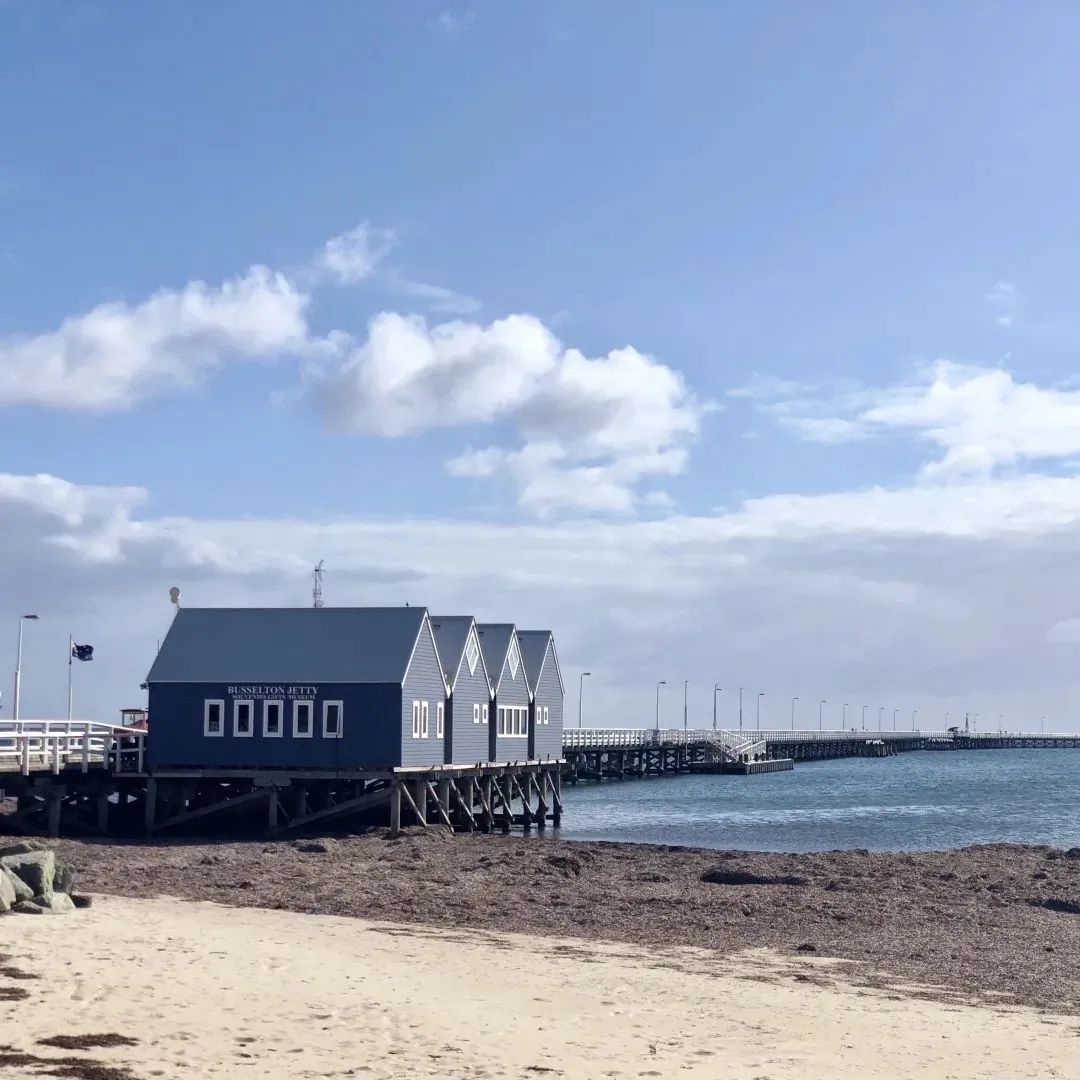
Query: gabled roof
xmin=476 ymin=623 xmax=517 ymax=694
xmin=430 ymin=615 xmax=489 ymax=693
xmin=516 ymin=630 xmax=564 ymax=697
xmin=146 ymin=607 xmax=430 ymax=685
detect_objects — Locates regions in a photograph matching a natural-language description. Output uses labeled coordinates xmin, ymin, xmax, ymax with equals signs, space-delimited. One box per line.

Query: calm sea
xmin=556 ymin=750 xmax=1080 ymax=852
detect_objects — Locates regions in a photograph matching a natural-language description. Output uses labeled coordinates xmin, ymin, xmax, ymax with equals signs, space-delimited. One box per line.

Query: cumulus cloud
xmin=305 ymin=313 xmax=706 ymax=514
xmin=0 ymin=267 xmax=309 ymax=411
xmin=311 ymin=223 xmax=395 ymax=285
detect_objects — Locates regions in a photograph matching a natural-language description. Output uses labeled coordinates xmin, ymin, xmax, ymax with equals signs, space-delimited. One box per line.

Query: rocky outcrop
xmin=0 ymin=842 xmax=80 ymax=915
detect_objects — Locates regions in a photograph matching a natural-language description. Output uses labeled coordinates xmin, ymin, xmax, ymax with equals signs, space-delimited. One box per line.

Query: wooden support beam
xmin=46 ymin=790 xmax=62 ymax=838
xmin=96 ymin=788 xmax=110 ymax=834
xmin=438 ymin=777 xmax=451 ymax=825
xmin=501 ymin=775 xmax=512 ymax=834
xmin=510 ymin=774 xmax=532 ymax=830
xmin=481 ymin=775 xmax=495 ymax=832
xmin=413 ymin=776 xmax=427 ymax=826
xmin=449 ymin=777 xmax=475 ymax=832
xmin=267 ymin=786 xmax=279 ymax=831
xmin=389 ymin=778 xmax=402 ymax=836
xmin=154 ymin=784 xmax=267 ymax=832
xmin=552 ymin=767 xmax=563 ymax=824
xmin=144 ymin=778 xmax=158 ymax=834
xmin=285 ymin=784 xmax=391 ymax=832
xmin=426 ymin=781 xmax=454 ymax=832
xmin=398 ymin=779 xmax=426 ymax=828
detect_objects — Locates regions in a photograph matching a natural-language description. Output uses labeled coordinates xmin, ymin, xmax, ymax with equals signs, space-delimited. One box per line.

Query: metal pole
xmin=712 ymin=684 xmax=722 ymax=731
xmin=655 ymin=680 xmax=666 ymax=734
xmin=892 ymin=708 xmax=898 ymax=730
xmin=819 ymin=699 xmax=825 ymax=731
xmin=577 ymin=672 xmax=590 ymax=729
xmin=843 ymin=702 xmax=848 ymax=728
xmin=878 ymin=706 xmax=883 ymax=732
xmin=912 ymin=708 xmax=917 ymax=731
xmin=861 ymin=705 xmax=867 ymax=730
xmin=683 ymin=679 xmax=688 ymax=731
xmin=756 ymin=692 xmax=764 ymax=730
xmin=790 ymin=696 xmax=798 ymax=730
xmin=738 ymin=687 xmax=743 ymax=730
xmin=13 ymin=614 xmax=38 ymax=723
xmin=67 ymin=635 xmax=73 ymax=724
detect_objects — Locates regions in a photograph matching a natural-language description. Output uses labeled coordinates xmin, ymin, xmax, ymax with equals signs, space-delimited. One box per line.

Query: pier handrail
xmin=0 ymin=718 xmax=145 ymax=777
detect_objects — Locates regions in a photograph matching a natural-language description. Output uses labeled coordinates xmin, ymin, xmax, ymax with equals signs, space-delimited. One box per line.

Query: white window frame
xmin=436 ymin=701 xmax=445 ymax=739
xmin=543 ymin=706 xmax=550 ymax=726
xmin=497 ymin=706 xmax=505 ymax=736
xmin=322 ymin=700 xmax=344 ymax=739
xmin=412 ymin=700 xmax=421 ymax=739
xmin=233 ymin=699 xmax=254 ymax=738
xmin=472 ymin=702 xmax=481 ymax=724
xmin=482 ymin=703 xmax=489 ymax=725
xmin=204 ymin=699 xmax=224 ymax=738
xmin=500 ymin=705 xmax=528 ymax=738
xmin=421 ymin=701 xmax=430 ymax=738
xmin=263 ymin=700 xmax=284 ymax=738
xmin=293 ymin=700 xmax=314 ymax=739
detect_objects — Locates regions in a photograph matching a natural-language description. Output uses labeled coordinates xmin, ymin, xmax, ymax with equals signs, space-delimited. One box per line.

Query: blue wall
xmin=399 ymin=620 xmax=449 ymax=768
xmin=147 ymin=681 xmax=402 ymax=770
xmin=447 ymin=650 xmax=492 ymax=765
xmin=491 ymin=651 xmax=531 ymax=762
xmin=529 ymin=639 xmax=564 ymax=761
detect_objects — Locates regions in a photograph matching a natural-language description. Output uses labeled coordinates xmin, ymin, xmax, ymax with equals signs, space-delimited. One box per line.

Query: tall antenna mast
xmin=312 ymin=560 xmax=325 ymax=608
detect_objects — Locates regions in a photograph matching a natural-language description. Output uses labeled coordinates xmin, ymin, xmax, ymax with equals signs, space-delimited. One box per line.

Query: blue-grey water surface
xmin=557 ymin=750 xmax=1080 ymax=852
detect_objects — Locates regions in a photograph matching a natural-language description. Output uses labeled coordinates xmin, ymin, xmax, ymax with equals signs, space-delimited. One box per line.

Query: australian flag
xmin=71 ymin=643 xmax=94 ymax=662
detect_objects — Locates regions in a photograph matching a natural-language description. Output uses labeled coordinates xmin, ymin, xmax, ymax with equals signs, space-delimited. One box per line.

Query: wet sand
xmin=45 ymin=832 xmax=1080 ymax=1013
xmin=3 ymin=893 xmax=1080 ymax=1080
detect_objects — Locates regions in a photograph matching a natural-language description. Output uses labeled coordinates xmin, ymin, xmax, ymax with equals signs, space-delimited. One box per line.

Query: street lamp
xmin=655 ymin=680 xmax=667 ymax=733
xmin=712 ymin=684 xmax=722 ymax=731
xmin=842 ymin=702 xmax=849 ymax=728
xmin=892 ymin=707 xmax=898 ymax=730
xmin=818 ymin=699 xmax=826 ymax=731
xmin=13 ymin=614 xmax=39 ymax=722
xmin=577 ymin=672 xmax=591 ymax=729
xmin=878 ymin=706 xmax=884 ymax=732
xmin=861 ymin=705 xmax=868 ymax=730
xmin=912 ymin=708 xmax=918 ymax=731
xmin=756 ymin=691 xmax=765 ymax=730
xmin=738 ymin=687 xmax=744 ymax=730
xmin=790 ymin=696 xmax=799 ymax=730
xmin=683 ymin=679 xmax=689 ymax=731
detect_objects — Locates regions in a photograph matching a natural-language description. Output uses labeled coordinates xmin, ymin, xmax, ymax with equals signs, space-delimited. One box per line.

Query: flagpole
xmin=67 ymin=634 xmax=73 ymax=726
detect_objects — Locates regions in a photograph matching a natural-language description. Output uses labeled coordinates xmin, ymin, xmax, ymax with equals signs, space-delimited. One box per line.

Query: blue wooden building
xmin=476 ymin=623 xmax=532 ymax=762
xmin=430 ymin=615 xmax=492 ymax=765
xmin=517 ymin=630 xmax=564 ymax=761
xmin=144 ymin=607 xmax=450 ymax=771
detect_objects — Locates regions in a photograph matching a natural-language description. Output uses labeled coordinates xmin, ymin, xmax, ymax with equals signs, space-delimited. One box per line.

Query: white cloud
xmin=305 ymin=313 xmax=706 ymax=514
xmin=311 ymin=223 xmax=395 ymax=285
xmin=0 ymin=267 xmax=309 ymax=411
xmin=380 ymin=272 xmax=481 ymax=316
xmin=427 ymin=10 xmax=475 ymax=38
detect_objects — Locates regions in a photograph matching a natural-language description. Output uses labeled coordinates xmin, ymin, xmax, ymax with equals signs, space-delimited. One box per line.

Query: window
xmin=436 ymin=702 xmax=445 ymax=739
xmin=263 ymin=700 xmax=283 ymax=738
xmin=482 ymin=703 xmax=489 ymax=725
xmin=412 ymin=700 xmax=421 ymax=739
xmin=421 ymin=701 xmax=429 ymax=738
xmin=465 ymin=631 xmax=480 ymax=675
xmin=204 ymin=699 xmax=224 ymax=737
xmin=507 ymin=635 xmax=521 ymax=679
xmin=323 ymin=700 xmax=344 ymax=739
xmin=497 ymin=706 xmax=505 ymax=736
xmin=543 ymin=706 xmax=550 ymax=726
xmin=234 ymin=700 xmax=254 ymax=738
xmin=472 ymin=702 xmax=481 ymax=724
xmin=498 ymin=705 xmax=528 ymax=738
xmin=293 ymin=700 xmax=314 ymax=738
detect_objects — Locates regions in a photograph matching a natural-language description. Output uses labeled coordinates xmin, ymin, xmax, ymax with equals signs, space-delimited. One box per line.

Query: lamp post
xmin=655 ymin=680 xmax=666 ymax=734
xmin=861 ymin=705 xmax=867 ymax=730
xmin=577 ymin=671 xmax=591 ymax=729
xmin=892 ymin=707 xmax=898 ymax=730
xmin=756 ymin=691 xmax=764 ymax=730
xmin=878 ymin=706 xmax=884 ymax=732
xmin=1041 ymin=715 xmax=1046 ymax=734
xmin=712 ymin=684 xmax=722 ymax=731
xmin=683 ymin=679 xmax=689 ymax=731
xmin=738 ymin=687 xmax=744 ymax=730
xmin=842 ymin=702 xmax=849 ymax=729
xmin=790 ymin=696 xmax=799 ymax=730
xmin=912 ymin=707 xmax=918 ymax=731
xmin=818 ymin=699 xmax=826 ymax=731
xmin=13 ymin=614 xmax=39 ymax=722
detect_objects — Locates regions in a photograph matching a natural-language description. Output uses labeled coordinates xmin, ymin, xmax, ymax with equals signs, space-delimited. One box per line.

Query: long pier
xmin=4 ymin=720 xmax=1080 ymax=838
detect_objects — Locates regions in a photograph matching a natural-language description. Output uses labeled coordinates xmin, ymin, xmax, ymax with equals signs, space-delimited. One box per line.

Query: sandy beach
xmin=3 ymin=893 xmax=1078 ymax=1080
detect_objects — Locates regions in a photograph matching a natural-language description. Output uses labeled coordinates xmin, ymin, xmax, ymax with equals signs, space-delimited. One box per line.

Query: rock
xmin=12 ymin=900 xmax=44 ymax=915
xmin=294 ymin=840 xmax=331 ymax=854
xmin=0 ymin=868 xmax=14 ymax=913
xmin=1 ymin=865 xmax=33 ymax=904
xmin=0 ymin=840 xmax=48 ymax=859
xmin=39 ymin=892 xmax=75 ymax=914
xmin=0 ymin=850 xmax=55 ymax=903
xmin=53 ymin=863 xmax=76 ymax=895
xmin=701 ymin=868 xmax=807 ymax=887
xmin=545 ymin=853 xmax=584 ymax=877
xmin=70 ymin=893 xmax=93 ymax=909
xmin=795 ymin=942 xmax=818 ymax=953
xmin=1064 ymin=848 xmax=1080 ymax=860
xmin=1030 ymin=897 xmax=1080 ymax=915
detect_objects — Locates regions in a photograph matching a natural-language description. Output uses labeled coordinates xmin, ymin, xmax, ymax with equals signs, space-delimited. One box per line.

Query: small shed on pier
xmin=430 ymin=615 xmax=492 ymax=765
xmin=517 ymin=630 xmax=564 ymax=761
xmin=477 ymin=623 xmax=531 ymax=762
xmin=144 ymin=607 xmax=449 ymax=771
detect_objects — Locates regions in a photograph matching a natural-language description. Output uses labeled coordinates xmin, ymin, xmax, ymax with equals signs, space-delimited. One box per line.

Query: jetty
xmin=3 ymin=719 xmax=1080 ymax=838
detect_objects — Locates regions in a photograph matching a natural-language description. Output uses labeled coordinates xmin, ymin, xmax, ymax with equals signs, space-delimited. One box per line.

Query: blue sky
xmin=5 ymin=2 xmax=1080 ymax=729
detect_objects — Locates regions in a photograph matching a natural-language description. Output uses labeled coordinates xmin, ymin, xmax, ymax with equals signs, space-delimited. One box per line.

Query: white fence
xmin=562 ymin=728 xmax=767 ymax=762
xmin=0 ymin=719 xmax=145 ymax=776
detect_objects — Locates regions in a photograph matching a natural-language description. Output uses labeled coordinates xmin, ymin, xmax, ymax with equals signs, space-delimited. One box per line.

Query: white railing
xmin=0 ymin=719 xmax=145 ymax=777
xmin=562 ymin=728 xmax=767 ymax=762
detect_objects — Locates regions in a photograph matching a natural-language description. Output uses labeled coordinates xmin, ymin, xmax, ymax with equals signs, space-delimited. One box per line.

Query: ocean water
xmin=556 ymin=750 xmax=1080 ymax=852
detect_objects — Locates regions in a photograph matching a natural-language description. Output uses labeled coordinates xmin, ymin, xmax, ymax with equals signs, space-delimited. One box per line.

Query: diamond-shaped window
xmin=465 ymin=632 xmax=480 ymax=676
xmin=508 ymin=635 xmax=520 ymax=679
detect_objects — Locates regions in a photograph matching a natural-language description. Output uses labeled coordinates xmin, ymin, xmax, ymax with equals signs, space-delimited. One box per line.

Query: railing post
xmin=82 ymin=732 xmax=90 ymax=773
xmin=52 ymin=736 xmax=61 ymax=775
xmin=21 ymin=738 xmax=30 ymax=776
xmin=137 ymin=736 xmax=145 ymax=774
